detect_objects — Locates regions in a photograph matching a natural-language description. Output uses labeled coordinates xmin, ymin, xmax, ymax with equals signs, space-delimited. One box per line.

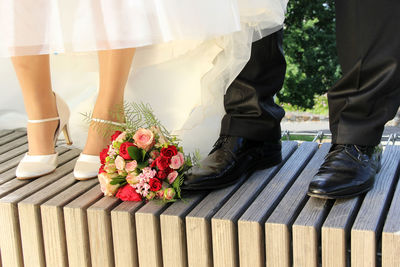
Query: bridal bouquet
xmin=96 ymin=103 xmax=192 ymax=202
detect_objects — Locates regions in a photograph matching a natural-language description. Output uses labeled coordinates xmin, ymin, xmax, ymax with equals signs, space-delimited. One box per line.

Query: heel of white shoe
xmin=62 ymin=124 xmax=73 ymax=146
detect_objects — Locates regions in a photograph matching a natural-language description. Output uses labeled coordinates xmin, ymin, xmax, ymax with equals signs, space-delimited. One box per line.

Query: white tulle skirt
xmin=0 ymin=0 xmax=288 ymax=156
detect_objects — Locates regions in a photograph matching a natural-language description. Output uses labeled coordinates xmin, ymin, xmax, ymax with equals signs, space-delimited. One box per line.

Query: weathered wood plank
xmin=41 ymin=179 xmax=98 ymax=267
xmin=0 ymin=136 xmax=28 ymax=155
xmin=135 ymin=201 xmax=170 ymax=267
xmin=292 ymin=198 xmax=333 ymax=267
xmin=0 ymin=149 xmax=80 ymax=267
xmin=351 ymin=146 xmax=400 ymax=267
xmin=0 ymin=143 xmax=28 ymax=164
xmin=185 ymin=182 xmax=245 ymax=267
xmin=0 ymin=130 xmax=13 ymax=138
xmin=160 ymin=193 xmax=206 ymax=267
xmin=212 ymin=141 xmax=300 ymax=267
xmin=0 ymin=131 xmax=26 ymax=146
xmin=87 ymin=196 xmax=121 ymax=267
xmin=321 ymin=197 xmax=362 ymax=267
xmin=64 ymin=186 xmax=103 ymax=267
xmin=18 ymin=171 xmax=80 ymax=267
xmin=0 ymin=146 xmax=69 ymax=183
xmin=382 ymin=166 xmax=400 ymax=267
xmin=263 ymin=143 xmax=331 ymax=267
xmin=111 ymin=201 xmax=144 ymax=267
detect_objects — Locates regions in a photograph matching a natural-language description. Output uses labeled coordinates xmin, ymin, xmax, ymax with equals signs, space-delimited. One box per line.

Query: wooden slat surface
xmin=321 ymin=197 xmax=362 ymax=267
xmin=292 ymin=197 xmax=333 ymax=267
xmin=0 ymin=149 xmax=80 ymax=267
xmin=0 ymin=130 xmax=26 ymax=146
xmin=185 ymin=180 xmax=246 ymax=267
xmin=382 ymin=158 xmax=400 ymax=267
xmin=64 ymin=186 xmax=104 ymax=267
xmin=211 ymin=141 xmax=299 ymax=267
xmin=351 ymin=146 xmax=400 ymax=267
xmin=161 ymin=193 xmax=206 ymax=267
xmin=41 ymin=179 xmax=98 ymax=267
xmin=0 ymin=129 xmax=399 ymax=267
xmin=263 ymin=143 xmax=330 ymax=267
xmin=0 ymin=136 xmax=28 ymax=155
xmin=135 ymin=201 xmax=170 ymax=267
xmin=111 ymin=201 xmax=144 ymax=267
xmin=0 ymin=143 xmax=28 ymax=164
xmin=87 ymin=196 xmax=121 ymax=267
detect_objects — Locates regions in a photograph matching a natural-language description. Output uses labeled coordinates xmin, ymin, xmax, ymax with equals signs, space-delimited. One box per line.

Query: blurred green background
xmin=279 ymin=0 xmax=340 ymax=113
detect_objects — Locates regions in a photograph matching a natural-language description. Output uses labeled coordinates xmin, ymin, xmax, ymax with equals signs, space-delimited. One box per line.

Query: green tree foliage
xmin=278 ymin=0 xmax=341 ymax=109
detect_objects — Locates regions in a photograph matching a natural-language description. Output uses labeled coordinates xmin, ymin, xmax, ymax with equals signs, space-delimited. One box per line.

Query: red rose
xmin=116 ymin=184 xmax=142 ymax=201
xmin=119 ymin=142 xmax=135 ymax=160
xmin=164 ymin=167 xmax=173 ymax=175
xmin=160 ymin=146 xmax=178 ymax=159
xmin=99 ymin=147 xmax=109 ymax=164
xmin=110 ymin=131 xmax=122 ymax=141
xmin=155 ymin=156 xmax=170 ymax=170
xmin=157 ymin=171 xmax=167 ymax=179
xmin=98 ymin=165 xmax=106 ymax=174
xmin=149 ymin=178 xmax=162 ymax=192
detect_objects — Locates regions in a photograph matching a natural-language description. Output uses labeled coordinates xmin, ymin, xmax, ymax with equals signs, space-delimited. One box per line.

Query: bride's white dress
xmin=0 ymin=0 xmax=287 ymax=156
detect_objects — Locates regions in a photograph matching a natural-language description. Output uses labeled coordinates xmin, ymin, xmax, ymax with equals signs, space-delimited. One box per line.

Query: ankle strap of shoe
xmin=91 ymin=118 xmax=125 ymax=127
xmin=28 ymin=117 xmax=60 ymax=123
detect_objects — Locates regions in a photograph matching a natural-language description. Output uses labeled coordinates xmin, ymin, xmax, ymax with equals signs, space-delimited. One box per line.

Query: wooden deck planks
xmin=263 ymin=143 xmax=331 ymax=267
xmin=41 ymin=179 xmax=98 ymax=267
xmin=160 ymin=193 xmax=206 ymax=267
xmin=321 ymin=197 xmax=362 ymax=267
xmin=0 ymin=149 xmax=80 ymax=267
xmin=0 ymin=130 xmax=26 ymax=146
xmin=0 ymin=143 xmax=28 ymax=164
xmin=135 ymin=201 xmax=170 ymax=267
xmin=0 ymin=136 xmax=28 ymax=155
xmin=87 ymin=196 xmax=121 ymax=267
xmin=382 ymin=159 xmax=400 ymax=267
xmin=64 ymin=186 xmax=104 ymax=267
xmin=351 ymin=146 xmax=400 ymax=267
xmin=185 ymin=181 xmax=246 ymax=267
xmin=111 ymin=201 xmax=144 ymax=267
xmin=0 ymin=129 xmax=13 ymax=138
xmin=292 ymin=197 xmax=333 ymax=267
xmin=211 ymin=141 xmax=300 ymax=267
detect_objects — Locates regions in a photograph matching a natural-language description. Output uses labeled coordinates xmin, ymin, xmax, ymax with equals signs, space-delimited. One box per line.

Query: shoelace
xmin=316 ymin=144 xmax=370 ymax=175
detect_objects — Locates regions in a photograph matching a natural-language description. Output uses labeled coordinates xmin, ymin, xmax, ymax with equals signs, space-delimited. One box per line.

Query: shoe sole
xmin=17 ymin=169 xmax=55 ymax=180
xmin=307 ymin=181 xmax=374 ymax=199
xmin=183 ymin=153 xmax=282 ymax=191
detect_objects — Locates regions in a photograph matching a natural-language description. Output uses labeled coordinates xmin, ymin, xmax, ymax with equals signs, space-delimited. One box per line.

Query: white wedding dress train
xmin=0 ymin=0 xmax=288 ymax=156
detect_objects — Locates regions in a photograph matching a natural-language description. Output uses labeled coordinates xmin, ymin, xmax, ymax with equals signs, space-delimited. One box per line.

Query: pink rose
xmin=164 ymin=188 xmax=176 ymax=200
xmin=169 ymin=152 xmax=184 ymax=170
xmin=115 ymin=132 xmax=127 ymax=143
xmin=133 ymin=128 xmax=155 ymax=151
xmin=104 ymin=163 xmax=117 ymax=174
xmin=167 ymin=171 xmax=179 ymax=184
xmin=126 ymin=173 xmax=140 ymax=184
xmin=125 ymin=160 xmax=138 ymax=172
xmin=115 ymin=156 xmax=126 ymax=171
xmin=98 ymin=172 xmax=119 ymax=196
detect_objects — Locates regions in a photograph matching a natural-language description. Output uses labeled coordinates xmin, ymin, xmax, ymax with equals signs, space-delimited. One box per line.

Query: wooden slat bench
xmin=0 ymin=128 xmax=399 ymax=267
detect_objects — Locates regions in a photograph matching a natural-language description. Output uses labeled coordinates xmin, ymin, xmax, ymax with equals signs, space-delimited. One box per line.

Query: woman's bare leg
xmin=83 ymin=48 xmax=136 ymax=155
xmin=11 ymin=55 xmax=58 ymax=155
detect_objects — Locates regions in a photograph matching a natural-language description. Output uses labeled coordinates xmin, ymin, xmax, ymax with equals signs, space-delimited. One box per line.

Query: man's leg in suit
xmin=309 ymin=0 xmax=400 ymax=199
xmin=183 ymin=30 xmax=286 ymax=190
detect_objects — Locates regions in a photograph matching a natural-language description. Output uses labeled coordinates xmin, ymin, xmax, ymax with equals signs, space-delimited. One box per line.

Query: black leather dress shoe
xmin=182 ymin=135 xmax=282 ymax=190
xmin=308 ymin=144 xmax=382 ymax=199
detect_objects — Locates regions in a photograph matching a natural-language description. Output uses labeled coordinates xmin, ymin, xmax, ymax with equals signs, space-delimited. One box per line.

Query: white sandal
xmin=74 ymin=118 xmax=124 ymax=181
xmin=16 ymin=93 xmax=72 ymax=180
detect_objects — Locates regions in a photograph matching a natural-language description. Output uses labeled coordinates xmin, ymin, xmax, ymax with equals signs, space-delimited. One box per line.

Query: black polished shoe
xmin=182 ymin=135 xmax=282 ymax=190
xmin=308 ymin=144 xmax=382 ymax=199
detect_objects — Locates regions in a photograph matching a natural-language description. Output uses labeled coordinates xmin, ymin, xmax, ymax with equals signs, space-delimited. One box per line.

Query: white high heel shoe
xmin=16 ymin=93 xmax=72 ymax=180
xmin=74 ymin=118 xmax=125 ymax=181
